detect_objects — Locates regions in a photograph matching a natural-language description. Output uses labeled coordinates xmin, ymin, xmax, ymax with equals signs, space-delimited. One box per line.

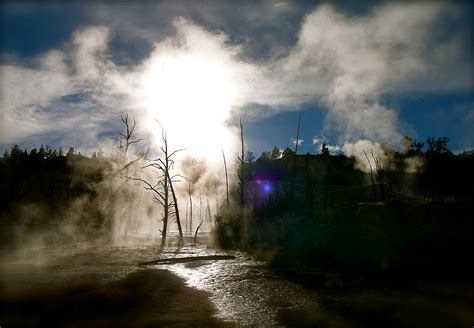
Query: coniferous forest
xmin=1 ymin=136 xmax=473 ymax=284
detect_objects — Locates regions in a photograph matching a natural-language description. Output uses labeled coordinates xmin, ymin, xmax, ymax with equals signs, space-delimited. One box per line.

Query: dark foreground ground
xmin=0 ymin=269 xmax=229 ymax=327
xmin=0 ymin=244 xmax=472 ymax=328
xmin=2 ymin=269 xmax=472 ymax=328
xmin=278 ymin=274 xmax=473 ymax=327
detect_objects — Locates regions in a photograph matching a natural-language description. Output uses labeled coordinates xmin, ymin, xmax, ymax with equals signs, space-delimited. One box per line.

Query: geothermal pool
xmin=0 ymin=244 xmax=322 ymax=326
xmin=1 ymin=243 xmax=472 ymax=327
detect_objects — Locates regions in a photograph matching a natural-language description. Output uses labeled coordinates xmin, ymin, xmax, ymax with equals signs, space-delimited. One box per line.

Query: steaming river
xmin=1 ymin=243 xmax=472 ymax=326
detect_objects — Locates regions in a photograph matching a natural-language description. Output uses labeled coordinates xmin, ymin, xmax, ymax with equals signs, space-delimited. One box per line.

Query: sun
xmin=139 ymin=52 xmax=238 ymax=163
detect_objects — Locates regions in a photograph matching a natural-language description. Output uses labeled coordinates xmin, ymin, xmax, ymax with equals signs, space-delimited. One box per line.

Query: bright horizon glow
xmin=139 ymin=51 xmax=238 ymax=163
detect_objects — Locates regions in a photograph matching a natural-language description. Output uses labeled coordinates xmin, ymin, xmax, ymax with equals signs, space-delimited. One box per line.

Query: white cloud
xmin=0 ymin=64 xmax=76 ymax=141
xmin=312 ymin=136 xmax=326 ymax=145
xmin=1 ymin=3 xmax=471 ymax=155
xmin=0 ymin=25 xmax=137 ymax=152
xmin=247 ymin=3 xmax=469 ymax=144
xmin=38 ymin=50 xmax=69 ymax=73
xmin=291 ymin=137 xmax=303 ymax=146
xmin=312 ymin=136 xmax=342 ymax=154
xmin=72 ymin=26 xmax=111 ymax=81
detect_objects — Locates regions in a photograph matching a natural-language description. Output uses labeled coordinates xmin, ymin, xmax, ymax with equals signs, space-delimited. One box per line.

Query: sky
xmin=1 ymin=0 xmax=473 ymax=160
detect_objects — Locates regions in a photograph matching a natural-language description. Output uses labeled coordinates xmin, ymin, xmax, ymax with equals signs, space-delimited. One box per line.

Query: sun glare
xmin=140 ymin=52 xmax=238 ymax=162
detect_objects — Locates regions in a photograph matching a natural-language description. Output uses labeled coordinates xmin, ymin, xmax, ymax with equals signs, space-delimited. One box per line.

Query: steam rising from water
xmin=1 ymin=3 xmax=470 ymax=246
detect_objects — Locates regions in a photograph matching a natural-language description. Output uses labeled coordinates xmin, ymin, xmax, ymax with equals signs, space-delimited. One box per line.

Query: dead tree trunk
xmin=194 ymin=198 xmax=211 ymax=245
xmin=167 ymin=170 xmax=183 ymax=243
xmin=185 ymin=199 xmax=188 ymax=235
xmin=222 ymin=148 xmax=229 ymax=209
xmin=158 ymin=129 xmax=185 ymax=246
xmin=125 ymin=174 xmax=169 ymax=247
xmin=194 ymin=195 xmax=203 ymax=244
xmin=304 ymin=152 xmax=313 ymax=208
xmin=363 ymin=150 xmax=377 ymax=202
xmin=162 ymin=175 xmax=169 ymax=245
xmin=206 ymin=198 xmax=212 ymax=228
xmin=127 ymin=124 xmax=184 ymax=247
xmin=193 ymin=218 xmax=204 ymax=245
xmin=188 ymin=182 xmax=193 ymax=232
xmin=371 ymin=150 xmax=385 ymax=202
xmin=238 ymin=118 xmax=245 ymax=208
xmin=290 ymin=112 xmax=301 ymax=202
xmin=161 ymin=139 xmax=170 ymax=247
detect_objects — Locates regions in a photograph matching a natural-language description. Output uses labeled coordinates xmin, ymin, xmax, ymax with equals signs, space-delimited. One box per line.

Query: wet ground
xmin=1 ymin=243 xmax=472 ymax=327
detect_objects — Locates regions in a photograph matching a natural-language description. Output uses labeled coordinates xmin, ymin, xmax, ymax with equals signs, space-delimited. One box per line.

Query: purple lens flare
xmin=263 ymin=183 xmax=272 ymax=193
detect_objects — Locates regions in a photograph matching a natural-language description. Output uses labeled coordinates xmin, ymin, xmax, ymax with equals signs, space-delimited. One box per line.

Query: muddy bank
xmin=0 ymin=268 xmax=230 ymax=327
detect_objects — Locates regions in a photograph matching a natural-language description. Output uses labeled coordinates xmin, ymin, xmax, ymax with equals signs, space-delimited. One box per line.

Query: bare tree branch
xmin=363 ymin=150 xmax=377 ymax=202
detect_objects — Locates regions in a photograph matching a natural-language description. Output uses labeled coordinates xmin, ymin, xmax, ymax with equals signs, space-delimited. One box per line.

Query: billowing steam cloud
xmin=1 ymin=3 xmax=469 ymax=154
xmin=256 ymin=4 xmax=461 ymax=145
xmin=249 ymin=3 xmax=466 ymax=167
xmin=1 ymin=3 xmax=470 ymax=241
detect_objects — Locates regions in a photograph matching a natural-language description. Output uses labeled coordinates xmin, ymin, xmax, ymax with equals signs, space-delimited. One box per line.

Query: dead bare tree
xmin=194 ymin=197 xmax=211 ymax=245
xmin=114 ymin=113 xmax=143 ymax=160
xmin=167 ymin=169 xmax=184 ymax=240
xmin=194 ymin=194 xmax=203 ymax=244
xmin=111 ymin=113 xmax=150 ymax=177
xmin=363 ymin=150 xmax=377 ymax=202
xmin=290 ymin=112 xmax=301 ymax=202
xmin=128 ymin=125 xmax=184 ymax=246
xmin=237 ymin=118 xmax=245 ymax=208
xmin=188 ymin=181 xmax=193 ymax=233
xmin=371 ymin=150 xmax=385 ymax=202
xmin=185 ymin=195 xmax=188 ymax=234
xmin=222 ymin=148 xmax=229 ymax=209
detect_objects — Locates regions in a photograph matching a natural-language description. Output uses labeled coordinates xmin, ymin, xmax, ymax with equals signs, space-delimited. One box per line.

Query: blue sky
xmin=1 ymin=1 xmax=473 ymax=158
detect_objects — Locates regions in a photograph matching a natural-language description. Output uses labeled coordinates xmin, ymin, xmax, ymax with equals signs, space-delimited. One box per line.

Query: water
xmin=0 ymin=243 xmax=321 ymax=326
xmin=1 ymin=243 xmax=472 ymax=327
xmin=157 ymin=246 xmax=321 ymax=326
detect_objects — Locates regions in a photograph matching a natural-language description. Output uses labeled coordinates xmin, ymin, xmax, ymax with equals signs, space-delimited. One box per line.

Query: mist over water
xmin=1 ymin=2 xmax=473 ymax=327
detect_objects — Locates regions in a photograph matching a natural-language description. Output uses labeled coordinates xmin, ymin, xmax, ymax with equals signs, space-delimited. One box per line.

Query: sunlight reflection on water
xmin=158 ymin=245 xmax=321 ymax=326
xmin=0 ymin=244 xmax=321 ymax=326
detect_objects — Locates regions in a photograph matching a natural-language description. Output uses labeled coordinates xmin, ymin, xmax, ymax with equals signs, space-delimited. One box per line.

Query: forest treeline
xmin=215 ymin=136 xmax=474 ymax=282
xmin=238 ymin=136 xmax=474 ymax=208
xmin=0 ymin=145 xmax=112 ymax=246
xmin=1 ymin=133 xmax=473 ymax=280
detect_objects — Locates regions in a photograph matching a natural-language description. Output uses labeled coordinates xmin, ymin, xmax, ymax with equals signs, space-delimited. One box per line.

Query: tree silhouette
xmin=270 ymin=146 xmax=280 ymax=160
xmin=321 ymin=143 xmax=330 ymax=157
xmin=426 ymin=137 xmax=451 ymax=154
xmin=237 ymin=118 xmax=245 ymax=208
xmin=222 ymin=148 xmax=229 ymax=209
xmin=114 ymin=113 xmax=143 ymax=160
xmin=371 ymin=150 xmax=385 ymax=201
xmin=245 ymin=151 xmax=255 ymax=163
xmin=363 ymin=150 xmax=377 ymax=201
xmin=281 ymin=147 xmax=295 ymax=159
xmin=128 ymin=124 xmax=184 ymax=246
xmin=258 ymin=151 xmax=270 ymax=162
xmin=290 ymin=112 xmax=301 ymax=202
